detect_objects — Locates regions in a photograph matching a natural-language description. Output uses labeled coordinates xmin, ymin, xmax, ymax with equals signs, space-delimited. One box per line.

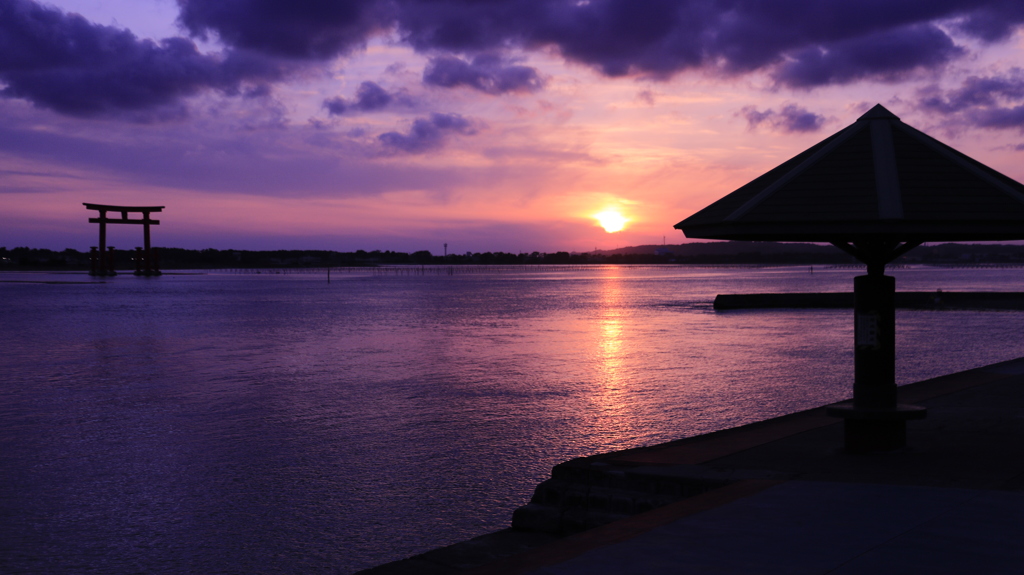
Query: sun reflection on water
xmin=587 ymin=268 xmax=645 ymax=443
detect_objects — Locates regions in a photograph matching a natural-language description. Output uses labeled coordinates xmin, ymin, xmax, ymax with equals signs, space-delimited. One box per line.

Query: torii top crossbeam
xmin=83 ymin=203 xmax=164 ymax=223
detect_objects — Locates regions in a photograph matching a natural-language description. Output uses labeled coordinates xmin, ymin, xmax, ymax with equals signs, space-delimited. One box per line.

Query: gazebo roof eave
xmin=675 ymin=221 xmax=1024 ymax=243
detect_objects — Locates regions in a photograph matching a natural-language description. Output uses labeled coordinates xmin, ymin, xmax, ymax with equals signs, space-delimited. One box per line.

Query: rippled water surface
xmin=3 ymin=265 xmax=1024 ymax=573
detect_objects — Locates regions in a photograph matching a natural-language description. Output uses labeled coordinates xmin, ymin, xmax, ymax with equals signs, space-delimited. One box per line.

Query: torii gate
xmin=84 ymin=203 xmax=164 ymax=276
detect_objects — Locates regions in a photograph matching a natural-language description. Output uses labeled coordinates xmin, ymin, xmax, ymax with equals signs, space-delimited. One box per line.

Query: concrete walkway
xmin=523 ymin=481 xmax=1024 ymax=574
xmin=462 ymin=357 xmax=1024 ymax=575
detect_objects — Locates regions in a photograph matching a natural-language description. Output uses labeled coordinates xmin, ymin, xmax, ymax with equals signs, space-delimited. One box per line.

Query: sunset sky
xmin=2 ymin=0 xmax=1024 ymax=253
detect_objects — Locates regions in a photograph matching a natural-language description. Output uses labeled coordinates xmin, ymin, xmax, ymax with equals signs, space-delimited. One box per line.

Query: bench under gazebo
xmin=675 ymin=104 xmax=1024 ymax=452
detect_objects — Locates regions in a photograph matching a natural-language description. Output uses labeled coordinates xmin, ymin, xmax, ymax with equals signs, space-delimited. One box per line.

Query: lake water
xmin=3 ymin=265 xmax=1024 ymax=574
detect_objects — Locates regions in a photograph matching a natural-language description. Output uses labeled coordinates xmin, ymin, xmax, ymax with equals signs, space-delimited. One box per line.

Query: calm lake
xmin=3 ymin=265 xmax=1024 ymax=574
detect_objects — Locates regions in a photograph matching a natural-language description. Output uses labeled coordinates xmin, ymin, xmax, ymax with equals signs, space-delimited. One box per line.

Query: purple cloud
xmin=741 ymin=105 xmax=826 ymax=133
xmin=970 ymin=106 xmax=1024 ymax=129
xmin=918 ymin=70 xmax=1024 ymax=130
xmin=378 ymin=112 xmax=476 ymax=153
xmin=423 ymin=54 xmax=544 ymax=94
xmin=0 ymin=0 xmax=283 ymax=118
xmin=920 ymin=70 xmax=1024 ymax=112
xmin=355 ymin=81 xmax=393 ymax=110
xmin=323 ymin=81 xmax=395 ymax=116
xmin=323 ymin=96 xmax=348 ymax=115
xmin=772 ymin=24 xmax=965 ymax=87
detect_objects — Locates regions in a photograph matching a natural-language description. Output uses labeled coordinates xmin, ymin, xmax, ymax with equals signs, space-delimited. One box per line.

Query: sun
xmin=594 ymin=209 xmax=628 ymax=233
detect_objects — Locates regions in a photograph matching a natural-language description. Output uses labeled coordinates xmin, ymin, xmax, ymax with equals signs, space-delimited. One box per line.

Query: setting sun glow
xmin=594 ymin=210 xmax=629 ymax=233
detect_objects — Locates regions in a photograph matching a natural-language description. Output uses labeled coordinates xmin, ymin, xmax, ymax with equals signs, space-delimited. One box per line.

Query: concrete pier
xmin=713 ymin=291 xmax=1024 ymax=310
xmin=360 ymin=357 xmax=1024 ymax=574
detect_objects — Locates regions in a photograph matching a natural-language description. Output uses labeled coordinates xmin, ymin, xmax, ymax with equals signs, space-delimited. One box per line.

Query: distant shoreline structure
xmin=5 ymin=241 xmax=1024 ymax=270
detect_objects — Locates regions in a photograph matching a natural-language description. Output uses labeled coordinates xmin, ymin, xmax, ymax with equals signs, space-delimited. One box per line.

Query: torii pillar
xmin=84 ymin=203 xmax=165 ymax=276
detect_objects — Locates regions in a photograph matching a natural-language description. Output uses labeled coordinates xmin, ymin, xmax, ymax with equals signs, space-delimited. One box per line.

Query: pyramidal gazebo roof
xmin=675 ymin=104 xmax=1024 ymax=241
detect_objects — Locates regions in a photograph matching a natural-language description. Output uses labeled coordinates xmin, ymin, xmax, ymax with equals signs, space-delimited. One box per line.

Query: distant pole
xmin=106 ymin=246 xmax=116 ymax=276
xmin=444 ymin=243 xmax=448 ymax=257
xmin=142 ymin=211 xmax=153 ymax=275
xmin=98 ymin=210 xmax=107 ymax=275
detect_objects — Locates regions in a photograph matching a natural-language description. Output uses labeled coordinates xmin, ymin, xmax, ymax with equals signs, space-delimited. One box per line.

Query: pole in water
xmin=328 ymin=267 xmax=331 ymax=283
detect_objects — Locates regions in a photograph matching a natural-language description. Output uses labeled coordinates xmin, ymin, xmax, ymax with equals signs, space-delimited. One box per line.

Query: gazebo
xmin=675 ymin=104 xmax=1024 ymax=452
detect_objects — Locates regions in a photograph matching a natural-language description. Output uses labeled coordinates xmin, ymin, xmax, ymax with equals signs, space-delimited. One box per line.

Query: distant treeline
xmin=4 ymin=242 xmax=1024 ymax=270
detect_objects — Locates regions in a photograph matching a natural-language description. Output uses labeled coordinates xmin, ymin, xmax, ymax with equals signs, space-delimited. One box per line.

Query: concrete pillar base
xmin=826 ymin=402 xmax=927 ymax=453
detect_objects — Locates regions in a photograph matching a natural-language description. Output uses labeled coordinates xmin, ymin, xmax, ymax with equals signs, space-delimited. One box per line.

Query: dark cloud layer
xmin=423 ymin=54 xmax=544 ymax=94
xmin=379 ymin=113 xmax=476 ymax=153
xmin=0 ymin=0 xmax=283 ymax=117
xmin=177 ymin=0 xmax=1024 ymax=85
xmin=952 ymin=0 xmax=1024 ymax=42
xmin=5 ymin=0 xmax=1024 ymax=118
xmin=741 ymin=105 xmax=826 ymax=133
xmin=773 ymin=24 xmax=965 ymax=87
xmin=177 ymin=0 xmax=385 ymax=59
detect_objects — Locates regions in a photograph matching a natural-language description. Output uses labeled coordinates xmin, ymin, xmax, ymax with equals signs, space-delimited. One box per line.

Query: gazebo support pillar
xmin=827 ymin=241 xmax=926 ymax=452
xmin=853 ymin=272 xmax=896 ymax=408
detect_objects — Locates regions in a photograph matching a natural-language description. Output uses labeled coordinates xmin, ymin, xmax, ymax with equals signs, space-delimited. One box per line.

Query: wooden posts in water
xmin=84 ymin=203 xmax=164 ymax=276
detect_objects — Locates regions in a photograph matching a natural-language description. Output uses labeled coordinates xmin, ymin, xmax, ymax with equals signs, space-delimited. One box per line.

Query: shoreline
xmin=359 ymin=356 xmax=1024 ymax=574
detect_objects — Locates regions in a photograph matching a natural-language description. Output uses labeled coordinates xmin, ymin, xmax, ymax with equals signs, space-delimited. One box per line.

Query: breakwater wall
xmin=713 ymin=291 xmax=1024 ymax=310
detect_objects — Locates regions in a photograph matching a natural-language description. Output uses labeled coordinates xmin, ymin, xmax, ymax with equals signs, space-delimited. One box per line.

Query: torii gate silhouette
xmin=84 ymin=203 xmax=164 ymax=276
